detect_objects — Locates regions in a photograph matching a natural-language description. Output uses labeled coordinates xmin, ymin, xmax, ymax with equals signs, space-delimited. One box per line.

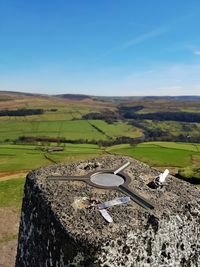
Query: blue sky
xmin=1 ymin=0 xmax=200 ymax=96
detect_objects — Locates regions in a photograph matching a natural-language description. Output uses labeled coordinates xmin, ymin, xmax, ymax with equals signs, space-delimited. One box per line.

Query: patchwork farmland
xmin=0 ymin=91 xmax=200 ymax=266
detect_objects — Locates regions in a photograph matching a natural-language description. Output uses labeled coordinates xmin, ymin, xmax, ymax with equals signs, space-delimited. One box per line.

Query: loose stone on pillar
xmin=15 ymin=156 xmax=200 ymax=267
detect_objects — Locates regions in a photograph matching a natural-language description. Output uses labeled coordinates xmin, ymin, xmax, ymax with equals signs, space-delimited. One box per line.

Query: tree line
xmin=118 ymin=105 xmax=144 ymax=117
xmin=0 ymin=108 xmax=44 ymax=116
xmin=123 ymin=111 xmax=200 ymax=123
xmin=82 ymin=111 xmax=121 ymax=123
xmin=82 ymin=108 xmax=200 ymax=124
xmin=15 ymin=135 xmax=138 ymax=146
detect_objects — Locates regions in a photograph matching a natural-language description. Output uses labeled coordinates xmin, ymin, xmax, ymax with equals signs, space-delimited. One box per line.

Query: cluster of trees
xmin=124 ymin=111 xmax=200 ymax=123
xmin=82 ymin=107 xmax=200 ymax=125
xmin=172 ymin=134 xmax=200 ymax=143
xmin=0 ymin=108 xmax=44 ymax=116
xmin=118 ymin=105 xmax=144 ymax=117
xmin=176 ymin=167 xmax=200 ymax=184
xmin=97 ymin=136 xmax=140 ymax=147
xmin=129 ymin=120 xmax=200 ymax=143
xmin=16 ymin=136 xmax=102 ymax=145
xmin=82 ymin=111 xmax=121 ymax=124
xmin=18 ymin=136 xmax=65 ymax=143
xmin=82 ymin=106 xmax=144 ymax=124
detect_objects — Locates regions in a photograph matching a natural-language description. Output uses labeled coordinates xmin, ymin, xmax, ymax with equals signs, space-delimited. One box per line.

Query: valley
xmin=0 ymin=91 xmax=200 ymax=266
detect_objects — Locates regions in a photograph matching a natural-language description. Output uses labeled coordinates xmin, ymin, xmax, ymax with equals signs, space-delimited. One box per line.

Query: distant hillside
xmin=1 ymin=91 xmax=200 ymax=102
xmin=141 ymin=96 xmax=200 ymax=101
xmin=92 ymin=95 xmax=200 ymax=102
xmin=0 ymin=91 xmax=45 ymax=98
xmin=55 ymin=94 xmax=91 ymax=100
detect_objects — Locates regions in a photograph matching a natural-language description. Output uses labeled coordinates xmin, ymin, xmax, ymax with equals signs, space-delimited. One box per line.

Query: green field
xmin=107 ymin=142 xmax=200 ymax=167
xmin=1 ymin=141 xmax=200 ymax=212
xmin=0 ymin=111 xmax=79 ymax=121
xmin=0 ymin=177 xmax=25 ymax=210
xmin=0 ymin=93 xmax=200 ymax=216
xmin=0 ymin=144 xmax=102 ymax=172
xmin=0 ymin=120 xmax=105 ymax=141
xmin=143 ymin=141 xmax=200 ymax=152
xmin=89 ymin=120 xmax=143 ymax=138
xmin=1 ymin=141 xmax=200 ymax=172
xmin=1 ymin=44 xmax=200 ymax=266
xmin=0 ymin=119 xmax=142 ymax=142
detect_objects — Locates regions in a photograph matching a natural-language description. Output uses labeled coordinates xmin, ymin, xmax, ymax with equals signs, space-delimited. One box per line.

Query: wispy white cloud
xmin=97 ymin=13 xmax=195 ymax=61
xmin=193 ymin=50 xmax=200 ymax=56
xmin=119 ymin=27 xmax=168 ymax=50
xmin=181 ymin=44 xmax=200 ymax=56
xmin=98 ymin=26 xmax=168 ymax=59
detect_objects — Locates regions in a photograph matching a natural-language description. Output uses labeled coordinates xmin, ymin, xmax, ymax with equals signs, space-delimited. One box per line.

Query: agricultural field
xmin=0 ymin=119 xmax=142 ymax=142
xmin=88 ymin=120 xmax=143 ymax=139
xmin=107 ymin=142 xmax=200 ymax=167
xmin=0 ymin=141 xmax=199 ymax=218
xmin=0 ymin=120 xmax=105 ymax=141
xmin=0 ymin=91 xmax=200 ymax=266
xmin=0 ymin=144 xmax=103 ymax=172
xmin=0 ymin=142 xmax=104 ymax=266
xmin=1 ymin=141 xmax=199 ymax=222
xmin=144 ymin=141 xmax=200 ymax=152
xmin=0 ymin=178 xmax=25 ymax=211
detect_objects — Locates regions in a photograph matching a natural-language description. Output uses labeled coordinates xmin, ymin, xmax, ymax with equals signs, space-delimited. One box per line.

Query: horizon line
xmin=0 ymin=90 xmax=200 ymax=98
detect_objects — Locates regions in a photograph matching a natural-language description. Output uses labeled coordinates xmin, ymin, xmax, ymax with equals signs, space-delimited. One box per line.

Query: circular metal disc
xmin=90 ymin=173 xmax=124 ymax=187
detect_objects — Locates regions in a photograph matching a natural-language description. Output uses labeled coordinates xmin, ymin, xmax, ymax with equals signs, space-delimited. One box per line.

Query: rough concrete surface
xmin=16 ymin=156 xmax=200 ymax=267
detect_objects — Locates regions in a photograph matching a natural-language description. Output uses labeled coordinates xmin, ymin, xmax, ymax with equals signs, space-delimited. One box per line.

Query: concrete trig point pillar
xmin=16 ymin=156 xmax=200 ymax=267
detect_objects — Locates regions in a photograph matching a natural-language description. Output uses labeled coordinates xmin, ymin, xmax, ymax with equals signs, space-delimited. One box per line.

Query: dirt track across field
xmin=0 ymin=171 xmax=27 ymax=181
xmin=0 ymin=208 xmax=19 ymax=267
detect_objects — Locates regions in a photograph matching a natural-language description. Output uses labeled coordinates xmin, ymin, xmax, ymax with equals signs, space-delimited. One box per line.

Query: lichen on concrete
xmin=15 ymin=155 xmax=200 ymax=266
